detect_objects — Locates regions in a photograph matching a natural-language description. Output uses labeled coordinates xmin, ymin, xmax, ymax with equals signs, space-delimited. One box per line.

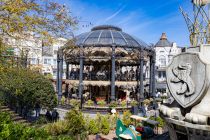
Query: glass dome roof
xmin=74 ymin=25 xmax=149 ymax=49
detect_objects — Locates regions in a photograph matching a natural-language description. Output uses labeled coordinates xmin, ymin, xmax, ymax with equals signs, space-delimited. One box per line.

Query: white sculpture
xmin=171 ymin=63 xmax=195 ymax=96
xmin=161 ymin=45 xmax=210 ymax=125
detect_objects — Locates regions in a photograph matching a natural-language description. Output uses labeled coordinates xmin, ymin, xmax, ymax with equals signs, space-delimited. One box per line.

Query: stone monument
xmin=160 ymin=44 xmax=210 ymax=140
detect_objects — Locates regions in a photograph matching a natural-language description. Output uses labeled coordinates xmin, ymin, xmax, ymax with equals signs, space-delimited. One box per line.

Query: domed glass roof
xmin=75 ymin=25 xmax=149 ymax=49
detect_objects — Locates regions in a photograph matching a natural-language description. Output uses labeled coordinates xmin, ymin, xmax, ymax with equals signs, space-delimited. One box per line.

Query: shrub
xmin=69 ymin=99 xmax=80 ymax=109
xmin=54 ymin=135 xmax=74 ymax=140
xmin=122 ymin=110 xmax=132 ymax=127
xmin=121 ymin=100 xmax=127 ymax=107
xmin=100 ymin=115 xmax=110 ymax=135
xmin=143 ymin=99 xmax=150 ymax=105
xmin=130 ymin=100 xmax=138 ymax=106
xmin=86 ymin=100 xmax=94 ymax=106
xmin=149 ymin=116 xmax=165 ymax=128
xmin=0 ymin=112 xmax=49 ymax=139
xmin=149 ymin=98 xmax=154 ymax=102
xmin=95 ymin=113 xmax=102 ymax=129
xmin=109 ymin=101 xmax=118 ymax=108
xmin=61 ymin=96 xmax=66 ymax=105
xmin=88 ymin=119 xmax=99 ymax=134
xmin=65 ymin=109 xmax=87 ymax=135
xmin=0 ymin=67 xmax=57 ymax=110
xmin=97 ymin=100 xmax=106 ymax=107
xmin=45 ymin=120 xmax=69 ymax=136
xmin=109 ymin=113 xmax=119 ymax=130
xmin=88 ymin=113 xmax=111 ymax=135
xmin=33 ymin=115 xmax=49 ymax=125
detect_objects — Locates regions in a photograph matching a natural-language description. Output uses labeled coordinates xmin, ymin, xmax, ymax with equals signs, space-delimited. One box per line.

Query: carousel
xmin=57 ymin=25 xmax=156 ymax=107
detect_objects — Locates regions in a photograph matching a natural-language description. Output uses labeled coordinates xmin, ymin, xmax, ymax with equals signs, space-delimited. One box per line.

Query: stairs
xmin=0 ymin=105 xmax=31 ymax=125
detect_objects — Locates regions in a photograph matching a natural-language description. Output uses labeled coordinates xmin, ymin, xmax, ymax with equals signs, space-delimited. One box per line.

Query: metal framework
xmin=56 ymin=25 xmax=156 ymax=107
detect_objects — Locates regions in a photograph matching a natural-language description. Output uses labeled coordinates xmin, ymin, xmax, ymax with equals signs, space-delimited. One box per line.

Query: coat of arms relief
xmin=160 ymin=53 xmax=210 ymax=125
xmin=171 ymin=63 xmax=195 ymax=97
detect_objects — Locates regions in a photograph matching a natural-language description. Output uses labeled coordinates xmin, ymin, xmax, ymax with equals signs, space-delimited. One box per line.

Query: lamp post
xmin=25 ymin=49 xmax=29 ymax=68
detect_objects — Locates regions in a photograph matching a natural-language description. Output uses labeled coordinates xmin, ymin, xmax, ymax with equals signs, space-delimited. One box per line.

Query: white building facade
xmin=155 ymin=33 xmax=182 ymax=94
xmin=42 ymin=38 xmax=67 ymax=79
xmin=2 ymin=34 xmax=67 ymax=79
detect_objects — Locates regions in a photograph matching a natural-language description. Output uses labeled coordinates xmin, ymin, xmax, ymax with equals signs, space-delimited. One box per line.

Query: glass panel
xmin=85 ymin=37 xmax=99 ymax=45
xmin=114 ymin=38 xmax=126 ymax=46
xmin=99 ymin=38 xmax=113 ymax=45
xmin=88 ymin=30 xmax=101 ymax=38
xmin=159 ymin=55 xmax=166 ymax=67
xmin=99 ymin=30 xmax=112 ymax=45
xmin=112 ymin=31 xmax=123 ymax=38
xmin=75 ymin=32 xmax=89 ymax=45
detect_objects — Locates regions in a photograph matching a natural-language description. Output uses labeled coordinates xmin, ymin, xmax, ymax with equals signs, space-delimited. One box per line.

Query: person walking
xmin=35 ymin=103 xmax=41 ymax=118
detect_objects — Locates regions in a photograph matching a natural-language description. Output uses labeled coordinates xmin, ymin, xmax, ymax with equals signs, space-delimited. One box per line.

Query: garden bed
xmin=83 ymin=105 xmax=132 ymax=113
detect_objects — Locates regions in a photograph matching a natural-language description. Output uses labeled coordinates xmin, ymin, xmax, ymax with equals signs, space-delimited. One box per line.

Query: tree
xmin=0 ymin=0 xmax=77 ymax=44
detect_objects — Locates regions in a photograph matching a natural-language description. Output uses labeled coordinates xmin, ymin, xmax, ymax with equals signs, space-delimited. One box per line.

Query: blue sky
xmin=61 ymin=0 xmax=193 ymax=46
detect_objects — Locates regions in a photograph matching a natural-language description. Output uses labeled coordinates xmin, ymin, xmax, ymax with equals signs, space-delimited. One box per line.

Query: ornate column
xmin=57 ymin=49 xmax=63 ymax=104
xmin=111 ymin=45 xmax=116 ymax=101
xmin=137 ymin=65 xmax=140 ymax=101
xmin=139 ymin=49 xmax=144 ymax=102
xmin=79 ymin=45 xmax=84 ymax=108
xmin=149 ymin=51 xmax=156 ymax=98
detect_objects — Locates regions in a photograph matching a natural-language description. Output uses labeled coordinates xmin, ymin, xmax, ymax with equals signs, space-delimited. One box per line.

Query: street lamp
xmin=25 ymin=49 xmax=29 ymax=68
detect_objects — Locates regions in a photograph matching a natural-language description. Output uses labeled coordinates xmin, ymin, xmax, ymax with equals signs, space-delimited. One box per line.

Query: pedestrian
xmin=45 ymin=110 xmax=52 ymax=121
xmin=35 ymin=103 xmax=41 ymax=118
xmin=52 ymin=109 xmax=59 ymax=122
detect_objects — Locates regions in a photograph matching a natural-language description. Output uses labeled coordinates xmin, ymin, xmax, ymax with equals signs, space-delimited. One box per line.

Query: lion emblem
xmin=171 ymin=63 xmax=195 ymax=96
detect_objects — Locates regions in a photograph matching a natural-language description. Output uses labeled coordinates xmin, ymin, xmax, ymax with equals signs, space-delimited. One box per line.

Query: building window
xmin=31 ymin=58 xmax=36 ymax=64
xmin=48 ymin=59 xmax=51 ymax=65
xmin=158 ymin=71 xmax=161 ymax=78
xmin=44 ymin=59 xmax=48 ymax=64
xmin=53 ymin=70 xmax=57 ymax=76
xmin=53 ymin=59 xmax=57 ymax=65
xmin=163 ymin=71 xmax=166 ymax=78
xmin=44 ymin=58 xmax=52 ymax=65
xmin=159 ymin=55 xmax=166 ymax=67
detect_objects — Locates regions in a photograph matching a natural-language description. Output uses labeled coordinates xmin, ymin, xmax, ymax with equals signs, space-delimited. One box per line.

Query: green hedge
xmin=0 ymin=112 xmax=50 ymax=140
xmin=0 ymin=66 xmax=57 ymax=111
xmin=0 ymin=112 xmax=81 ymax=140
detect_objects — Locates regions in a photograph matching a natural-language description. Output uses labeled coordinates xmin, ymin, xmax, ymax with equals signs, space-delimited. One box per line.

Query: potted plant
xmin=121 ymin=100 xmax=127 ymax=107
xmin=143 ymin=99 xmax=150 ymax=111
xmin=130 ymin=100 xmax=138 ymax=106
xmin=109 ymin=101 xmax=118 ymax=108
xmin=86 ymin=100 xmax=94 ymax=106
xmin=97 ymin=100 xmax=106 ymax=107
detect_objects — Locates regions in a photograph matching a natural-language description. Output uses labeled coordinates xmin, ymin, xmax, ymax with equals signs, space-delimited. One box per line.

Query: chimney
xmin=160 ymin=33 xmax=167 ymax=40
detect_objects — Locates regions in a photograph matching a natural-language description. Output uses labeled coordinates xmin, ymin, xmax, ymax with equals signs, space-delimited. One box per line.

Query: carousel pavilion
xmin=56 ymin=25 xmax=156 ymax=105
